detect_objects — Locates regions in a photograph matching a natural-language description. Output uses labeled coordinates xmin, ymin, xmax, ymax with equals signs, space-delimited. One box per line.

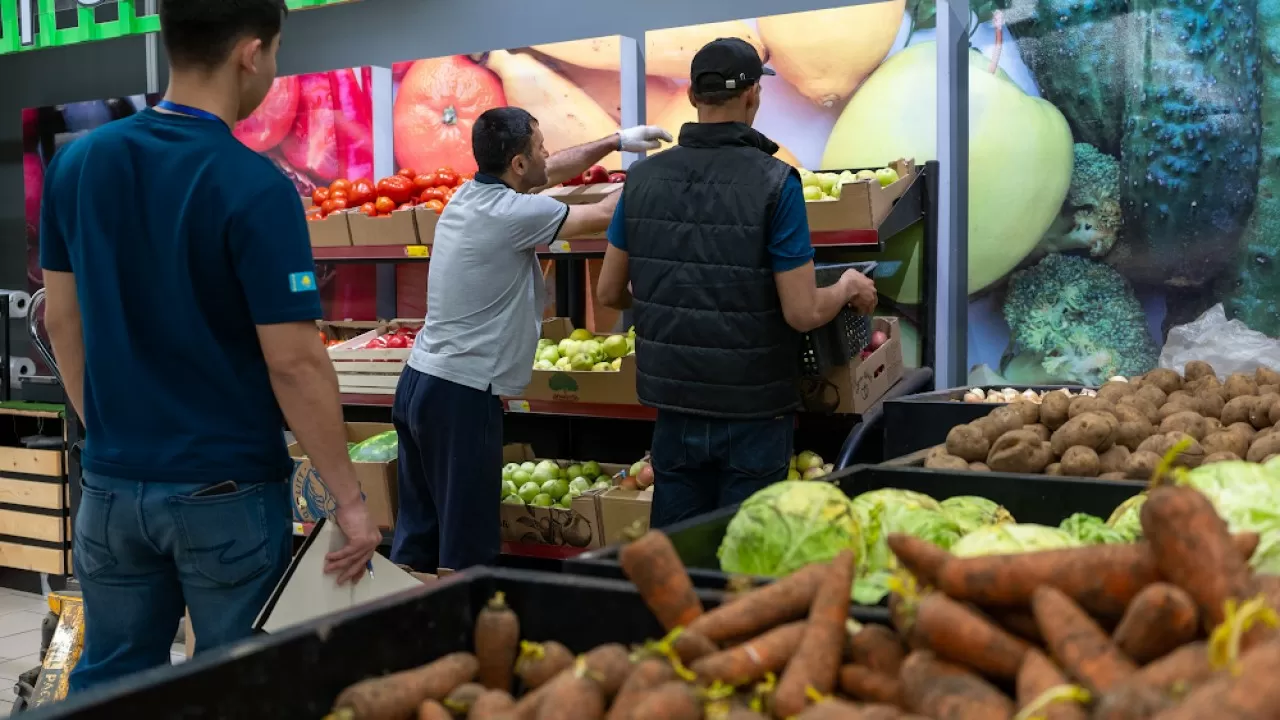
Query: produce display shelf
xmin=564 ymin=463 xmax=1144 ymax=590
xmin=35 ymin=567 xmax=889 ymax=718
xmin=500 ymin=541 xmax=587 ymax=561
xmin=340 ymin=392 xmax=659 ymax=420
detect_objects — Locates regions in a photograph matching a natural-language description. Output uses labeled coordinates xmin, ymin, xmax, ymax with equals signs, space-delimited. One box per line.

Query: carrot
xmin=773 ymin=550 xmax=856 ymax=718
xmin=793 ymin=698 xmax=868 ymax=718
xmin=1033 ymin=586 xmax=1136 ymax=695
xmin=475 ymin=592 xmax=520 ymax=691
xmin=619 ymin=530 xmax=704 ymax=632
xmin=534 ymin=658 xmax=605 ymax=720
xmin=443 ymin=683 xmax=486 ymax=715
xmin=1111 ymin=582 xmax=1199 ymax=664
xmin=467 ymin=689 xmax=514 ymax=720
xmin=332 ymin=652 xmax=479 ymax=720
xmin=898 ymin=650 xmax=1014 ymax=719
xmin=1233 ymin=531 xmax=1259 ymax=562
xmin=1091 ymin=684 xmax=1174 ymax=720
xmin=995 ymin=609 xmax=1043 ymax=644
xmin=1129 ymin=641 xmax=1214 ymax=692
xmin=897 ymin=590 xmax=1031 ymax=680
xmin=691 ymin=620 xmax=806 ymax=685
xmin=515 ymin=641 xmax=573 ymax=690
xmin=1149 ymin=640 xmax=1280 ymax=719
xmin=628 ymin=680 xmax=702 ymax=720
xmin=672 ymin=629 xmax=717 ymax=665
xmin=1015 ymin=650 xmax=1087 ymax=720
xmin=580 ymin=643 xmax=633 ymax=699
xmin=1258 ymin=573 xmax=1280 ymax=610
xmin=686 ymin=563 xmax=826 ymax=644
xmin=492 ymin=677 xmax=557 ymax=720
xmin=1141 ymin=486 xmax=1256 ymax=631
xmin=837 ymin=664 xmax=902 ymax=706
xmin=887 ymin=533 xmax=952 ymax=587
xmin=846 ymin=621 xmax=907 ymax=675
xmin=606 ymin=657 xmax=676 ymax=720
xmin=933 ymin=542 xmax=1159 ymax=617
xmin=417 ymin=700 xmax=452 ymax=720
xmin=724 ymin=710 xmax=769 ymax=720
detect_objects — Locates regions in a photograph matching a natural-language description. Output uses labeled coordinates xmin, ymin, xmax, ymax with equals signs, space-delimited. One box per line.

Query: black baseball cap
xmin=690 ymin=37 xmax=774 ymax=94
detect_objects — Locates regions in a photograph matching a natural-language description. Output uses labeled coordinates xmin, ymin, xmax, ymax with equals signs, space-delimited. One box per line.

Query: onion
xmin=636 ymin=464 xmax=654 ymax=489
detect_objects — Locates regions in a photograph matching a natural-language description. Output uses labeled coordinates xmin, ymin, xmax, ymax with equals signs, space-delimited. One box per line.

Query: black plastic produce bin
xmin=882 ymin=384 xmax=1084 ymax=458
xmin=564 ymin=464 xmax=1143 ymax=591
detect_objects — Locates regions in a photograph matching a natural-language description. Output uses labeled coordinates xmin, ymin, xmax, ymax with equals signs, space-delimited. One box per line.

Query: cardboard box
xmin=289 ymin=422 xmax=398 ymax=529
xmin=519 ymin=319 xmax=639 ymax=405
xmin=413 ymin=206 xmax=440 ymax=245
xmin=307 ymin=213 xmax=351 ymax=247
xmin=498 ymin=445 xmax=645 ymax=549
xmin=805 ymin=159 xmax=916 ymax=233
xmin=540 ymin=182 xmax=623 ymax=206
xmin=349 ymin=207 xmax=419 ymax=247
xmin=817 ymin=317 xmax=905 ymax=414
xmin=327 ymin=321 xmax=422 ymax=395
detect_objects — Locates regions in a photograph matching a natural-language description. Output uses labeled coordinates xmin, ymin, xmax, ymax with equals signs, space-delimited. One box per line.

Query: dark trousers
xmin=391 ymin=368 xmax=503 ymax=572
xmin=649 ymin=410 xmax=794 ymax=529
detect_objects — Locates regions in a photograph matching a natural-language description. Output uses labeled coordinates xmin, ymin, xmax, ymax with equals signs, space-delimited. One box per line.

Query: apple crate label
xmin=507 ymin=400 xmax=531 ymax=413
xmin=548 ymin=373 xmax=580 ymax=400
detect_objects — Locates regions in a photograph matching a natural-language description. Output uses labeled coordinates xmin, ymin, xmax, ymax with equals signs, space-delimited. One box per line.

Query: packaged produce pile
xmin=533 ymin=328 xmax=634 ymax=373
xmin=502 ymin=459 xmax=620 ymax=509
xmin=928 ymin=364 xmax=1280 ymax=479
xmin=322 ymin=463 xmax=1280 ymax=719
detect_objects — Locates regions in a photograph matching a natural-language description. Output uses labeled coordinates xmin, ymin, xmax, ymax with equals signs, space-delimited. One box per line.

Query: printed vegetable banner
xmin=390 ymin=40 xmax=626 ymax=319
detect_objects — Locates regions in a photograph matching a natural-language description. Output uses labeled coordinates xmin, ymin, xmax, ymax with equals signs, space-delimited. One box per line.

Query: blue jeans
xmin=649 ymin=411 xmax=795 ymax=529
xmin=70 ymin=473 xmax=291 ymax=693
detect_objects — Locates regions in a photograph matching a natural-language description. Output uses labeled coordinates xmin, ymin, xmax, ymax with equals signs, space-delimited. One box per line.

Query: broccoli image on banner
xmin=1002 ymin=253 xmax=1158 ymax=386
xmin=1038 ymin=143 xmax=1122 ymax=257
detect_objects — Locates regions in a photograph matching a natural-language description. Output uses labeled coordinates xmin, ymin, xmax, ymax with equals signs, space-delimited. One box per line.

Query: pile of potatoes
xmin=927 ymin=363 xmax=1280 ymax=480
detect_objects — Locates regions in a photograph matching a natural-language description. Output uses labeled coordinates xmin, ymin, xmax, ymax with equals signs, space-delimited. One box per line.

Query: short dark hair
xmin=472 ymin=107 xmax=538 ymax=176
xmin=691 ymin=86 xmax=750 ymax=108
xmin=160 ymin=0 xmax=287 ymax=70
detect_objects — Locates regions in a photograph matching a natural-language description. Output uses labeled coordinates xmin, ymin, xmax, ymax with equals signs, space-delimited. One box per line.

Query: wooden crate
xmin=327 ymin=322 xmax=421 ymax=396
xmin=0 ymin=405 xmax=70 ymax=575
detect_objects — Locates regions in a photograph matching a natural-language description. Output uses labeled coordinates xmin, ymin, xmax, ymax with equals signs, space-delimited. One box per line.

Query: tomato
xmin=349 ymin=179 xmax=376 ymax=206
xmin=306 ymin=207 xmax=325 ymax=221
xmin=360 ymin=202 xmax=377 ymax=216
xmin=329 ymin=197 xmax=349 ymax=212
xmin=329 ymin=190 xmax=348 ymax=203
xmin=330 ymin=178 xmax=351 ymax=195
xmin=233 ymin=76 xmax=300 ymax=153
xmin=365 ymin=336 xmax=389 ymax=349
xmin=312 ymin=187 xmax=331 ymax=205
xmin=419 ymin=187 xmax=446 ymax=204
xmin=444 ymin=187 xmax=456 ymax=200
xmin=281 ymin=75 xmax=341 ymax=180
xmin=415 ymin=173 xmax=438 ymax=191
xmin=435 ymin=170 xmax=460 ymax=188
xmin=424 ymin=199 xmax=445 ymax=214
xmin=397 ymin=168 xmax=416 ymax=179
xmin=375 ymin=196 xmax=396 ymax=214
xmin=321 ymin=199 xmax=336 ymax=214
xmin=385 ymin=334 xmax=410 ymax=349
xmin=376 ymin=175 xmax=416 ymax=205
xmin=393 ymin=56 xmax=506 ymax=175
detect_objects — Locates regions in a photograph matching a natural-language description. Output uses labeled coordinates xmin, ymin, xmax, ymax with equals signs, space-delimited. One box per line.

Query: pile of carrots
xmin=323 ymin=481 xmax=1280 ymax=719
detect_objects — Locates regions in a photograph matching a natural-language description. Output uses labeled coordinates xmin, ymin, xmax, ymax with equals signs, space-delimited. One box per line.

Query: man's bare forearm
xmin=808 ymin=286 xmax=852 ymax=332
xmin=543 ymin=134 xmax=619 ymax=188
xmin=47 ymin=323 xmax=85 ymax=422
xmin=269 ymin=356 xmax=364 ymax=506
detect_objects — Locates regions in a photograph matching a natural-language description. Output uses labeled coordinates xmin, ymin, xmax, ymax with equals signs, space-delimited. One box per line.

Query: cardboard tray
xmin=28 ymin=568 xmax=888 ymax=719
xmin=805 ymin=159 xmax=917 ymax=232
xmin=564 ymin=464 xmax=1144 ymax=592
xmin=518 ymin=319 xmax=638 ymax=405
xmin=882 ymin=384 xmax=1086 ymax=458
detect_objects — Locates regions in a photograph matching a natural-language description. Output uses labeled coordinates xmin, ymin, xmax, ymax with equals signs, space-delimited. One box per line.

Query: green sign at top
xmin=0 ymin=0 xmax=356 ymax=57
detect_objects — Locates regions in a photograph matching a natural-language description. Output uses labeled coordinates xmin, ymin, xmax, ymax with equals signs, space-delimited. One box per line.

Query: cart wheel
xmin=38 ymin=612 xmax=56 ymax=662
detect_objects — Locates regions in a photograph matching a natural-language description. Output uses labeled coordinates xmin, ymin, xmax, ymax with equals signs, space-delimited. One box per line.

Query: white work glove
xmin=618 ymin=125 xmax=673 ymax=152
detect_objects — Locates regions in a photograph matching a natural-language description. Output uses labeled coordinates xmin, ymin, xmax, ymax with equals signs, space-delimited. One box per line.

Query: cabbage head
xmin=1060 ymin=513 xmax=1128 ymax=544
xmin=1183 ymin=461 xmax=1280 ymax=573
xmin=941 ymin=496 xmax=1014 ymax=535
xmin=1106 ymin=494 xmax=1147 ymax=541
xmin=951 ymin=524 xmax=1079 ymax=557
xmin=849 ymin=489 xmax=959 ymax=604
xmin=718 ymin=481 xmax=862 ymax=578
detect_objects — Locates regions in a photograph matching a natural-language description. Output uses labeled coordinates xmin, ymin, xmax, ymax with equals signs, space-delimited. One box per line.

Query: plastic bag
xmin=348 ymin=430 xmax=398 ymax=463
xmin=1159 ymin=304 xmax=1280 ymax=378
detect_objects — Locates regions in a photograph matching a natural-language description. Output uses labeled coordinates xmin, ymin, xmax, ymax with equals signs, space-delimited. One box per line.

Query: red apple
xmin=867 ymin=329 xmax=889 ymax=351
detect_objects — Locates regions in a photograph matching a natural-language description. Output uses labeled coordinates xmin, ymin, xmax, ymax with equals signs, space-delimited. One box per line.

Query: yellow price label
xmin=548 ymin=241 xmax=572 ymax=254
xmin=292 ymin=522 xmax=307 ymax=537
xmin=404 ymin=245 xmax=430 ymax=258
xmin=507 ymin=400 xmax=531 ymax=413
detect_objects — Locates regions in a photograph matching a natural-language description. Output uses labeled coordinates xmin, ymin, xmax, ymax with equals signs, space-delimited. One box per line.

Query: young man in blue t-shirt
xmin=39 ymin=0 xmax=380 ymax=691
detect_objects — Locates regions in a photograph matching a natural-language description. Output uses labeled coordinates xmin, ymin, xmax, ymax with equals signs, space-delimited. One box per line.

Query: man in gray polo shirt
xmin=390 ymin=107 xmax=671 ymax=571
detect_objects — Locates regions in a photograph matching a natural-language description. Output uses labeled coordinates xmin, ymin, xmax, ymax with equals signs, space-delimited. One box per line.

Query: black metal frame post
xmin=1 ymin=299 xmax=10 ymax=402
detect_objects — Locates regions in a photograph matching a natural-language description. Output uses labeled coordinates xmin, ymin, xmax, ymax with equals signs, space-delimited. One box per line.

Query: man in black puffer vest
xmin=596 ymin=38 xmax=878 ymax=527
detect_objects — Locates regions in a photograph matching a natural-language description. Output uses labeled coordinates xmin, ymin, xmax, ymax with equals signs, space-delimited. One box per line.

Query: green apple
xmin=534 ymin=460 xmax=559 ymax=476
xmin=797 ymin=450 xmax=824 ymax=471
xmin=627 ymin=326 xmax=635 ymax=338
xmin=531 ymin=468 xmax=555 ymax=486
xmin=823 ymin=42 xmax=1072 ymax=299
xmin=520 ymin=461 xmax=536 ymax=474
xmin=541 ymin=478 xmax=570 ymax=500
xmin=787 ymin=468 xmax=801 ymax=481
xmin=592 ymin=362 xmax=612 ymax=372
xmin=569 ymin=328 xmax=595 ymax=342
xmin=502 ymin=480 xmax=518 ymax=497
xmin=502 ymin=494 xmax=525 ymax=505
xmin=581 ymin=461 xmax=602 ymax=478
xmin=802 ymin=184 xmax=824 ymax=202
xmin=517 ymin=482 xmax=542 ymax=504
xmin=570 ymin=353 xmax=596 ymax=371
xmin=555 ymin=357 xmax=572 ymax=370
xmin=854 ymin=169 xmax=878 ymax=182
xmin=591 ymin=479 xmax=611 ymax=491
xmin=611 ymin=358 xmax=622 ymax=371
xmin=602 ymin=335 xmax=629 ymax=359
xmin=816 ymin=172 xmax=840 ymax=195
xmin=502 ymin=463 xmax=519 ymax=481
xmin=512 ymin=470 xmax=533 ymax=487
xmin=533 ymin=360 xmax=554 ymax=370
xmin=565 ymin=463 xmax=584 ymax=480
xmin=554 ymin=500 xmax=573 ymax=510
xmin=530 ymin=493 xmax=554 ymax=507
xmin=568 ymin=477 xmax=592 ymax=495
xmin=537 ymin=346 xmax=560 ymax=364
xmin=803 ymin=467 xmax=828 ymax=480
xmin=875 ymin=167 xmax=900 ymax=186
xmin=581 ymin=340 xmax=603 ymax=360
xmin=557 ymin=339 xmax=583 ymax=357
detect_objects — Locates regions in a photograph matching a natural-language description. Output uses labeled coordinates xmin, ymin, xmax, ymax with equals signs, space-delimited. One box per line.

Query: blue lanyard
xmin=155 ymin=100 xmax=224 ymax=125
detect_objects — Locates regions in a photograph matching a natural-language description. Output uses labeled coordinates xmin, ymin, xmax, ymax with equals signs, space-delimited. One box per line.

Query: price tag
xmin=507 ymin=400 xmax=531 ymax=413
xmin=547 ymin=241 xmax=572 ymax=254
xmin=404 ymin=245 xmax=430 ymax=258
xmin=292 ymin=523 xmax=307 ymax=537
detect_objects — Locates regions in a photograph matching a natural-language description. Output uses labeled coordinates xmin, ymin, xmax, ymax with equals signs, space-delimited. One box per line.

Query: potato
xmin=1228 ymin=422 xmax=1258 ymax=444
xmin=1272 ymin=400 xmax=1280 ymax=428
xmin=1008 ymin=400 xmax=1041 ymax=426
xmin=1050 ymin=412 xmax=1118 ymax=456
xmin=1257 ymin=366 xmax=1280 ymax=387
xmin=946 ymin=425 xmax=991 ymax=463
xmin=1117 ymin=395 xmax=1161 ymax=424
xmin=1159 ymin=410 xmax=1210 ymax=440
xmin=1250 ymin=394 xmax=1279 ymax=429
xmin=1186 ymin=373 xmax=1222 ymax=394
xmin=1115 ymin=421 xmax=1154 ymax=452
xmin=1196 ymin=391 xmax=1226 ymax=419
xmin=1124 ymin=450 xmax=1163 ymax=480
xmin=1222 ymin=396 xmax=1259 ymax=426
xmin=971 ymin=417 xmax=1002 ymax=445
xmin=1205 ymin=417 xmax=1223 ymax=433
xmin=988 ymin=406 xmax=1026 ymax=436
xmin=1099 ymin=471 xmax=1128 ymax=481
xmin=1142 ymin=368 xmax=1183 ymax=394
xmin=1224 ymin=373 xmax=1259 ymax=399
xmin=1135 ymin=384 xmax=1169 ymax=409
xmin=1060 ymin=446 xmax=1101 ymax=477
xmin=1023 ymin=423 xmax=1051 ymax=442
xmin=1136 ymin=431 xmax=1205 ymax=468
xmin=1246 ymin=433 xmax=1280 ymax=463
xmin=1202 ymin=430 xmax=1249 ymax=459
xmin=1259 ymin=384 xmax=1280 ymax=396
xmin=1098 ymin=445 xmax=1131 ymax=475
xmin=1184 ymin=360 xmax=1216 ymax=382
xmin=1096 ymin=381 xmax=1134 ymax=404
xmin=1203 ymin=451 xmax=1241 ymax=465
xmin=969 ymin=462 xmax=990 ymax=472
xmin=1044 ymin=463 xmax=1064 ymax=476
xmin=1039 ymin=392 xmax=1071 ymax=430
xmin=988 ymin=430 xmax=1055 ymax=473
xmin=1069 ymin=396 xmax=1117 ymax=421
xmin=925 ymin=452 xmax=971 ymax=470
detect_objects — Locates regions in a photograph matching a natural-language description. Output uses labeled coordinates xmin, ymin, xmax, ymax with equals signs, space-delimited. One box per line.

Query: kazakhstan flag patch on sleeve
xmin=288 ymin=271 xmax=318 ymax=293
